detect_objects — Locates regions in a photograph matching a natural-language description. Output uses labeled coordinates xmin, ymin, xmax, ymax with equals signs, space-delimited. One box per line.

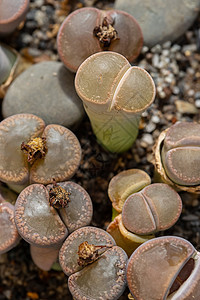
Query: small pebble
xmin=141 ymin=134 xmax=154 ymax=145
xmin=175 ymin=100 xmax=198 ymax=114
xmin=195 ymin=100 xmax=200 ymax=108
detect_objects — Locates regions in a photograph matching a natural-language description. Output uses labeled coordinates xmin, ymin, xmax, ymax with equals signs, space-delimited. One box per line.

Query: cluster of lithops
xmin=75 ymin=51 xmax=156 ymax=153
xmin=107 ymin=169 xmax=182 ymax=256
xmin=127 ymin=236 xmax=200 ymax=300
xmin=1 ymin=2 xmax=200 ymax=300
xmin=57 ymin=7 xmax=143 ymax=72
xmin=0 ymin=113 xmax=81 ymax=192
xmin=14 ymin=181 xmax=93 ymax=270
xmin=154 ymin=121 xmax=200 ymax=193
xmin=59 ymin=226 xmax=128 ymax=300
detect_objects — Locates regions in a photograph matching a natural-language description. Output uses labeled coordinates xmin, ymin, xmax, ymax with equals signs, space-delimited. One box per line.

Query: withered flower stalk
xmin=93 ymin=17 xmax=119 ymax=49
xmin=21 ymin=137 xmax=47 ymax=163
xmin=49 ymin=179 xmax=71 ymax=209
xmin=77 ymin=241 xmax=111 ymax=267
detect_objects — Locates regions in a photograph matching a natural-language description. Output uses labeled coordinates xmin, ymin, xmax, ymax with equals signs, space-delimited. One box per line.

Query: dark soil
xmin=0 ymin=0 xmax=200 ymax=299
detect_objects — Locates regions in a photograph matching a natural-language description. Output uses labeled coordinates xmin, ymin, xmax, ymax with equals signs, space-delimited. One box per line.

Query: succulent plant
xmin=0 ymin=113 xmax=81 ymax=192
xmin=107 ymin=169 xmax=182 ymax=256
xmin=2 ymin=61 xmax=85 ymax=129
xmin=108 ymin=169 xmax=151 ymax=213
xmin=126 ymin=236 xmax=200 ymax=300
xmin=14 ymin=181 xmax=93 ymax=270
xmin=0 ymin=0 xmax=30 ymax=36
xmin=59 ymin=226 xmax=128 ymax=300
xmin=0 ymin=187 xmax=20 ymax=255
xmin=75 ymin=51 xmax=156 ymax=153
xmin=57 ymin=7 xmax=143 ymax=72
xmin=122 ymin=183 xmax=182 ymax=235
xmin=154 ymin=121 xmax=200 ymax=193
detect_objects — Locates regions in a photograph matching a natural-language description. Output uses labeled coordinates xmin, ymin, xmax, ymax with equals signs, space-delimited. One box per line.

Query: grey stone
xmin=2 ymin=61 xmax=85 ymax=129
xmin=115 ymin=0 xmax=200 ymax=47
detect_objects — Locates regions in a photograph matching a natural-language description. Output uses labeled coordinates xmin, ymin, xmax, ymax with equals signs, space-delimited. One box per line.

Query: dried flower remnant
xmin=21 ymin=137 xmax=47 ymax=163
xmin=93 ymin=17 xmax=119 ymax=49
xmin=77 ymin=241 xmax=110 ymax=266
xmin=49 ymin=179 xmax=70 ymax=209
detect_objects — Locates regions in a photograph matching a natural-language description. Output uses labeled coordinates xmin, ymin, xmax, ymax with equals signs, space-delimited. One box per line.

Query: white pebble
xmin=152 ymin=115 xmax=160 ymax=124
xmin=195 ymin=100 xmax=200 ymax=108
xmin=142 ymin=134 xmax=154 ymax=145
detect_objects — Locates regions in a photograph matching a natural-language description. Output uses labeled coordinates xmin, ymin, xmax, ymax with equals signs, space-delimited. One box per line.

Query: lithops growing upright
xmin=0 ymin=114 xmax=81 ymax=192
xmin=14 ymin=181 xmax=93 ymax=270
xmin=126 ymin=236 xmax=200 ymax=300
xmin=75 ymin=52 xmax=156 ymax=153
xmin=59 ymin=226 xmax=128 ymax=300
xmin=154 ymin=121 xmax=200 ymax=193
xmin=57 ymin=7 xmax=143 ymax=72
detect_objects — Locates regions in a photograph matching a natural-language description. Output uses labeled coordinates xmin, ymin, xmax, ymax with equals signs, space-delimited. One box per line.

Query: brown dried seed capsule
xmin=77 ymin=241 xmax=110 ymax=267
xmin=49 ymin=179 xmax=70 ymax=209
xmin=21 ymin=137 xmax=47 ymax=163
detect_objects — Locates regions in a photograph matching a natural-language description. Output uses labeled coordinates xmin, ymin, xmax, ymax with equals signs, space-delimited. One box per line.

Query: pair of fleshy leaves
xmin=127 ymin=236 xmax=200 ymax=300
xmin=155 ymin=122 xmax=200 ymax=192
xmin=59 ymin=226 xmax=128 ymax=300
xmin=107 ymin=169 xmax=182 ymax=256
xmin=0 ymin=114 xmax=81 ymax=188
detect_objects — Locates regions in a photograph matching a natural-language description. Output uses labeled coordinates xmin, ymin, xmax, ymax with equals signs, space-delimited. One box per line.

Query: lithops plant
xmin=107 ymin=169 xmax=182 ymax=256
xmin=14 ymin=181 xmax=93 ymax=270
xmin=121 ymin=183 xmax=182 ymax=235
xmin=0 ymin=113 xmax=81 ymax=192
xmin=75 ymin=51 xmax=156 ymax=153
xmin=154 ymin=121 xmax=200 ymax=193
xmin=0 ymin=0 xmax=30 ymax=35
xmin=108 ymin=169 xmax=151 ymax=213
xmin=126 ymin=236 xmax=200 ymax=300
xmin=0 ymin=188 xmax=20 ymax=255
xmin=59 ymin=226 xmax=128 ymax=300
xmin=57 ymin=7 xmax=143 ymax=72
xmin=2 ymin=61 xmax=85 ymax=129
